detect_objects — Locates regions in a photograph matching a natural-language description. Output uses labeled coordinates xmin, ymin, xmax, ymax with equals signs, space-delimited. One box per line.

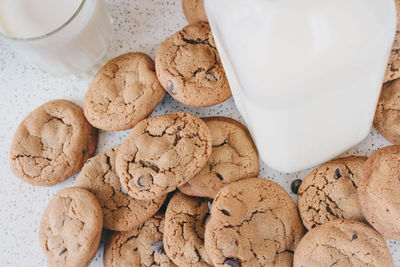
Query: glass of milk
xmin=0 ymin=0 xmax=114 ymax=78
xmin=205 ymin=0 xmax=397 ymax=173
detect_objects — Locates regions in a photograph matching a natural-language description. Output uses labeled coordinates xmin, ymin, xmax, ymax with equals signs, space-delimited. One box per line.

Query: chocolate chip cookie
xmin=39 ymin=187 xmax=103 ymax=267
xmin=205 ymin=178 xmax=304 ymax=267
xmin=182 ymin=0 xmax=208 ymax=24
xmin=297 ymin=156 xmax=367 ymax=230
xmin=10 ymin=100 xmax=97 ymax=186
xmin=155 ymin=22 xmax=231 ymax=107
xmin=179 ymin=117 xmax=259 ymax=198
xmin=116 ymin=112 xmax=212 ymax=200
xmin=103 ymin=214 xmax=175 ymax=267
xmin=164 ymin=192 xmax=212 ymax=266
xmin=75 ymin=146 xmax=166 ymax=231
xmin=358 ymin=145 xmax=400 ymax=240
xmin=84 ymin=53 xmax=166 ymax=131
xmin=293 ymin=219 xmax=394 ymax=267
xmin=374 ymin=79 xmax=400 ymax=145
xmin=384 ymin=0 xmax=400 ymax=83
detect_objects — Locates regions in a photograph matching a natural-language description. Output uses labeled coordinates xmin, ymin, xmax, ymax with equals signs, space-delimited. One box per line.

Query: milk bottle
xmin=205 ymin=0 xmax=397 ymax=172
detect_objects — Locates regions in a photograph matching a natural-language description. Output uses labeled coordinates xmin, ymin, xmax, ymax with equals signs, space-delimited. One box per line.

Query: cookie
xmin=293 ymin=219 xmax=394 ymax=267
xmin=182 ymin=0 xmax=208 ymax=24
xmin=384 ymin=0 xmax=400 ymax=83
xmin=10 ymin=100 xmax=97 ymax=186
xmin=155 ymin=22 xmax=231 ymax=107
xmin=103 ymin=214 xmax=175 ymax=267
xmin=374 ymin=79 xmax=400 ymax=144
xmin=116 ymin=112 xmax=212 ymax=200
xmin=39 ymin=187 xmax=103 ymax=267
xmin=297 ymin=156 xmax=367 ymax=231
xmin=164 ymin=192 xmax=212 ymax=266
xmin=205 ymin=178 xmax=304 ymax=266
xmin=84 ymin=53 xmax=165 ymax=131
xmin=75 ymin=146 xmax=166 ymax=231
xmin=179 ymin=117 xmax=259 ymax=198
xmin=358 ymin=145 xmax=400 ymax=240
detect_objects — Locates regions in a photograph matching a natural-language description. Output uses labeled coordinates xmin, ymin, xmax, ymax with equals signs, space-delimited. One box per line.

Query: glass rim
xmin=0 ymin=0 xmax=86 ymax=42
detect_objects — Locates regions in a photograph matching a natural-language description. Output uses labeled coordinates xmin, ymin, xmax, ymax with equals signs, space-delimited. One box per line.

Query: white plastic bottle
xmin=205 ymin=0 xmax=397 ymax=173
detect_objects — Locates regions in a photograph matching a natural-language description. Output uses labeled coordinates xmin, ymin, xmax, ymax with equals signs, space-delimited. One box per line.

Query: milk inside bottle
xmin=205 ymin=0 xmax=397 ymax=173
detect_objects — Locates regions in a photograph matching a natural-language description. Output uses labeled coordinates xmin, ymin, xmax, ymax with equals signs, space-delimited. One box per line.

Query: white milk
xmin=205 ymin=0 xmax=397 ymax=173
xmin=0 ymin=0 xmax=113 ymax=76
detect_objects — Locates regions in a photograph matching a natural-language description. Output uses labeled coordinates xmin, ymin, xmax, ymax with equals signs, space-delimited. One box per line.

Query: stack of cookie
xmin=8 ymin=0 xmax=400 ymax=266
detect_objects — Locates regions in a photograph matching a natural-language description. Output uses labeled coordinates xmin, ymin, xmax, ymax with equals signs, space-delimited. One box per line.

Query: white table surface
xmin=0 ymin=0 xmax=399 ymax=266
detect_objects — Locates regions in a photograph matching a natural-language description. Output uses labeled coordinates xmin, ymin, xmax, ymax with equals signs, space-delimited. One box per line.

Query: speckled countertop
xmin=0 ymin=0 xmax=399 ymax=266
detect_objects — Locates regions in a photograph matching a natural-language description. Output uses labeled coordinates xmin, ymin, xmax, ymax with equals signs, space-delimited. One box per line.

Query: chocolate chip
xmin=351 ymin=234 xmax=358 ymax=241
xmin=150 ymin=241 xmax=164 ymax=255
xmin=208 ymin=199 xmax=213 ymax=210
xmin=205 ymin=71 xmax=219 ymax=82
xmin=167 ymin=80 xmax=177 ymax=95
xmin=136 ymin=173 xmax=153 ymax=189
xmin=136 ymin=176 xmax=146 ymax=188
xmin=221 ymin=209 xmax=230 ymax=216
xmin=286 ymin=250 xmax=295 ymax=254
xmin=82 ymin=149 xmax=86 ymax=155
xmin=334 ymin=168 xmax=342 ymax=179
xmin=59 ymin=248 xmax=67 ymax=256
xmin=291 ymin=179 xmax=302 ymax=194
xmin=216 ymin=173 xmax=224 ymax=180
xmin=134 ymin=247 xmax=138 ymax=252
xmin=224 ymin=258 xmax=241 ymax=267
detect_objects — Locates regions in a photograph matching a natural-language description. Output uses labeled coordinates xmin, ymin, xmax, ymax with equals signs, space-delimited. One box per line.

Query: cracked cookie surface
xmin=75 ymin=146 xmax=166 ymax=231
xmin=39 ymin=187 xmax=103 ymax=267
xmin=179 ymin=117 xmax=259 ymax=198
xmin=182 ymin=0 xmax=208 ymax=24
xmin=103 ymin=214 xmax=176 ymax=267
xmin=205 ymin=178 xmax=304 ymax=267
xmin=84 ymin=53 xmax=166 ymax=131
xmin=10 ymin=100 xmax=97 ymax=186
xmin=293 ymin=219 xmax=394 ymax=267
xmin=358 ymin=145 xmax=400 ymax=240
xmin=116 ymin=112 xmax=212 ymax=200
xmin=164 ymin=192 xmax=212 ymax=266
xmin=374 ymin=79 xmax=400 ymax=145
xmin=155 ymin=22 xmax=231 ymax=107
xmin=384 ymin=0 xmax=400 ymax=83
xmin=297 ymin=156 xmax=367 ymax=231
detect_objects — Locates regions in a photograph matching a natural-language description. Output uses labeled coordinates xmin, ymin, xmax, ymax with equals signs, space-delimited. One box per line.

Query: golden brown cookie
xmin=84 ymin=53 xmax=166 ymax=131
xmin=384 ymin=0 xmax=400 ymax=83
xmin=374 ymin=79 xmax=400 ymax=144
xmin=155 ymin=22 xmax=231 ymax=107
xmin=164 ymin=192 xmax=212 ymax=266
xmin=116 ymin=112 xmax=212 ymax=200
xmin=182 ymin=0 xmax=208 ymax=24
xmin=75 ymin=146 xmax=166 ymax=231
xmin=39 ymin=187 xmax=103 ymax=267
xmin=179 ymin=117 xmax=259 ymax=198
xmin=205 ymin=178 xmax=304 ymax=267
xmin=10 ymin=100 xmax=97 ymax=186
xmin=293 ymin=219 xmax=394 ymax=267
xmin=297 ymin=156 xmax=367 ymax=231
xmin=358 ymin=145 xmax=400 ymax=240
xmin=103 ymin=214 xmax=175 ymax=267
